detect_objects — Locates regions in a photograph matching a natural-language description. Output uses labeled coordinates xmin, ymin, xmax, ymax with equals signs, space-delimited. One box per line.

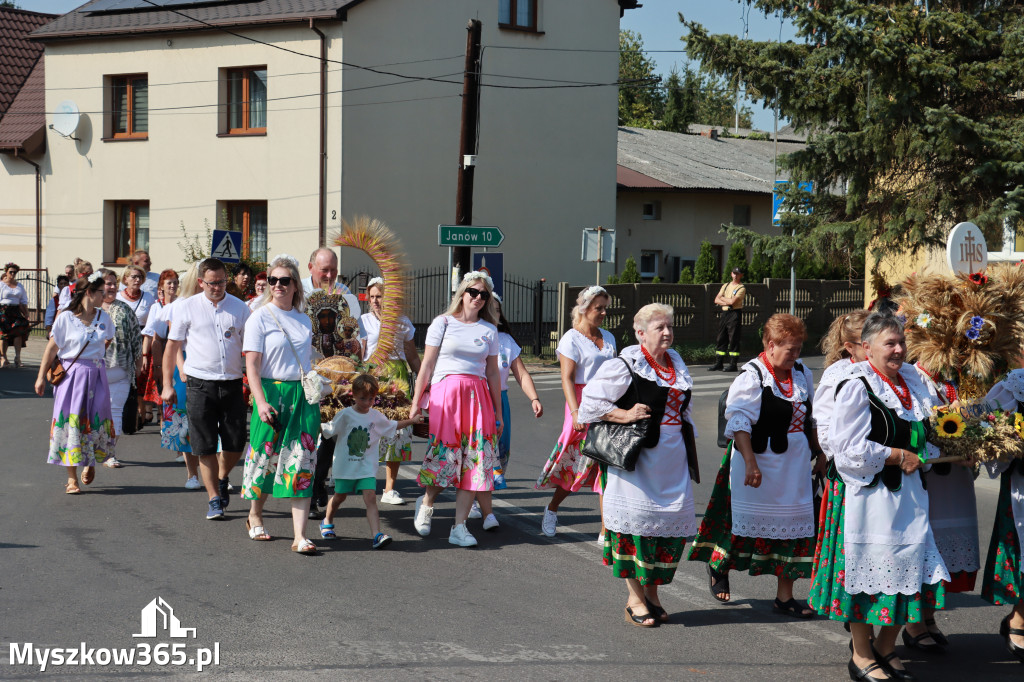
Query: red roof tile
xmin=0 ymin=8 xmax=55 ymax=117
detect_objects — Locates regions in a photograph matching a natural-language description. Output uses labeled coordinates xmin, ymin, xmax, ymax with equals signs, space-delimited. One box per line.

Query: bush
xmin=722 ymin=241 xmax=748 ymax=283
xmin=606 ymin=273 xmax=619 ymax=284
xmin=693 ymin=240 xmax=718 ymax=284
xmin=747 ymin=246 xmax=770 ymax=282
xmin=619 ymin=255 xmax=641 ymax=283
xmin=677 ymin=266 xmax=693 ymax=284
xmin=651 ymin=275 xmax=662 ymax=283
xmin=672 ymin=343 xmax=719 ymax=364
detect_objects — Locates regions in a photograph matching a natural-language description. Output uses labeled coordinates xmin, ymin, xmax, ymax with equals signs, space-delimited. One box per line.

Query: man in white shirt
xmin=302 ymin=247 xmax=360 ymax=315
xmin=120 ymin=250 xmax=160 ymax=296
xmin=162 ymin=258 xmax=251 ymax=520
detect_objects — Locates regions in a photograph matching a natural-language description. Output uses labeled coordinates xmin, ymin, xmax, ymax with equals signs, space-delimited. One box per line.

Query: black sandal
xmin=923 ymin=617 xmax=948 ymax=646
xmin=624 ymin=606 xmax=658 ymax=628
xmin=773 ymin=597 xmax=814 ymax=619
xmin=707 ymin=564 xmax=730 ymax=603
xmin=645 ymin=598 xmax=669 ymax=623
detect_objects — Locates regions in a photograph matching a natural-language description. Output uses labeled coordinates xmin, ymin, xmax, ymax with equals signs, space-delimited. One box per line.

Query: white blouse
xmin=116 ymin=290 xmax=156 ymax=327
xmin=814 ymin=359 xmax=858 ymax=461
xmin=983 ymin=371 xmax=1024 ymax=556
xmin=0 ymin=281 xmax=27 ymax=306
xmin=360 ymin=313 xmax=415 ymax=362
xmin=578 ymin=346 xmax=697 ymax=538
xmin=425 ymin=315 xmax=498 ymax=383
xmin=51 ymin=308 xmax=114 ymax=363
xmin=556 ymin=328 xmax=617 ymax=384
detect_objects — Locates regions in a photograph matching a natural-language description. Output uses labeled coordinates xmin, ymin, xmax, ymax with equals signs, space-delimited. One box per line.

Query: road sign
xmin=438 ymin=224 xmax=504 ymax=248
xmin=772 ymin=181 xmax=814 ymax=225
xmin=210 ymin=229 xmax=243 ymax=263
xmin=472 ymin=252 xmax=503 ymax=299
xmin=581 ymin=227 xmax=615 ymax=263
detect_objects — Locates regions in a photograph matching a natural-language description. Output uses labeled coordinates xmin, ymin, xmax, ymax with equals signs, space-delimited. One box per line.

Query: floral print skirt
xmin=378 ymin=360 xmax=413 ymax=463
xmin=493 ymin=390 xmax=512 ymax=485
xmin=809 ymin=475 xmax=945 ymax=624
xmin=535 ymin=384 xmax=600 ymax=493
xmin=241 ymin=379 xmax=319 ymax=499
xmin=687 ymin=446 xmax=815 ymax=579
xmin=603 ymin=532 xmax=686 ymax=585
xmin=47 ymin=360 xmax=115 ymax=467
xmin=417 ymin=374 xmax=498 ymax=492
xmin=981 ymin=468 xmax=1022 ymax=606
xmin=160 ymin=367 xmax=190 ymax=453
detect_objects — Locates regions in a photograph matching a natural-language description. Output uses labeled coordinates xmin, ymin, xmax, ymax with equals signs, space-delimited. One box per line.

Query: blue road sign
xmin=210 ymin=229 xmax=243 ymax=264
xmin=772 ymin=181 xmax=814 ymax=226
xmin=473 ymin=252 xmax=503 ymax=300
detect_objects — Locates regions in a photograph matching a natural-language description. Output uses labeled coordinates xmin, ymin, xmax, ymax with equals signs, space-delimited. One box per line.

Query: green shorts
xmin=334 ymin=477 xmax=377 ymax=495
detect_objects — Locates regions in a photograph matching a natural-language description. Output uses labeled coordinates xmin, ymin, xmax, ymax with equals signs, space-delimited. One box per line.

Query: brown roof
xmin=0 ymin=57 xmax=46 ymax=153
xmin=0 ymin=8 xmax=55 ymax=117
xmin=616 ymin=164 xmax=674 ymax=191
xmin=31 ymin=0 xmax=359 ymax=41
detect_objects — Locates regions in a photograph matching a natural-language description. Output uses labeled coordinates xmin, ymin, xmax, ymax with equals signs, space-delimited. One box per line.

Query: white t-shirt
xmin=57 ymin=285 xmax=72 ymax=311
xmin=247 ymin=296 xmax=267 ymax=312
xmin=0 ymin=281 xmax=27 ymax=306
xmin=243 ymin=304 xmax=313 ymax=381
xmin=168 ymin=293 xmax=250 ymax=381
xmin=141 ymin=300 xmax=166 ymax=338
xmin=497 ymin=332 xmax=522 ymax=391
xmin=116 ymin=290 xmax=156 ymax=327
xmin=322 ymin=408 xmax=397 ymax=480
xmin=425 ymin=315 xmax=498 ymax=384
xmin=556 ymin=328 xmax=618 ymax=384
xmin=51 ymin=308 xmax=114 ymax=363
xmin=359 ymin=313 xmax=415 ymax=361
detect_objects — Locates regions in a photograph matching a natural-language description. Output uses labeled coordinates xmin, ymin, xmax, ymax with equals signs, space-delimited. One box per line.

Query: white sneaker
xmin=482 ymin=513 xmax=499 ymax=531
xmin=413 ymin=495 xmax=433 ymax=536
xmin=380 ymin=489 xmax=405 ymax=505
xmin=449 ymin=522 xmax=478 ymax=547
xmin=175 ymin=454 xmax=185 ymax=463
xmin=184 ymin=475 xmax=202 ymax=490
xmin=596 ymin=531 xmax=606 ymax=547
xmin=468 ymin=500 xmax=482 ymax=519
xmin=541 ymin=509 xmax=557 ymax=537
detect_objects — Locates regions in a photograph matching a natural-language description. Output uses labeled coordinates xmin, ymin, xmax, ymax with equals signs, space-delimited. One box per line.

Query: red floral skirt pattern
xmin=602 ymin=532 xmax=685 ymax=585
xmin=981 ymin=469 xmax=1022 ymax=606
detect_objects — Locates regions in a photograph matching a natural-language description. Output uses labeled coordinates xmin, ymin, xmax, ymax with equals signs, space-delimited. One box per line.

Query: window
xmin=224 ymin=201 xmax=268 ymax=259
xmin=640 ymin=250 xmax=660 ymax=278
xmin=226 ymin=67 xmax=267 ymax=134
xmin=733 ymin=204 xmax=751 ymax=227
xmin=499 ymin=0 xmax=538 ymax=31
xmin=109 ymin=74 xmax=148 ymax=139
xmin=110 ymin=201 xmax=149 ymax=264
xmin=642 ymin=201 xmax=661 ymax=221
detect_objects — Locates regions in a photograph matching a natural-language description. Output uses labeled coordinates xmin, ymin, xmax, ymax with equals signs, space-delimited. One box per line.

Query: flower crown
xmin=270 ymin=253 xmax=300 ymax=270
xmin=462 ymin=270 xmax=494 ymax=291
xmin=87 ymin=272 xmax=103 ymax=283
xmin=583 ymin=285 xmax=607 ymax=298
xmin=367 ymin=276 xmax=385 ymax=289
xmin=3 ymin=262 xmax=17 ymax=272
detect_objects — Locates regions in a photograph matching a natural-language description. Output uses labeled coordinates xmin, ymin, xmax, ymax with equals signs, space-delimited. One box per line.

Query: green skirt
xmin=603 ymin=532 xmax=686 ymax=585
xmin=981 ymin=468 xmax=1022 ymax=606
xmin=241 ymin=379 xmax=321 ymax=499
xmin=808 ymin=475 xmax=945 ymax=624
xmin=686 ymin=445 xmax=815 ymax=579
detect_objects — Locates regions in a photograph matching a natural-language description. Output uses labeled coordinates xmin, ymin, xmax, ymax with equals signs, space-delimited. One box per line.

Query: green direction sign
xmin=438 ymin=224 xmax=504 ymax=248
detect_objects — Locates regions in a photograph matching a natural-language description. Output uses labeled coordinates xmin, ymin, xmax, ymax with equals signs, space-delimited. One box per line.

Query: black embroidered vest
xmin=746 ymin=362 xmax=813 ymax=455
xmin=613 ymin=362 xmax=692 ymax=449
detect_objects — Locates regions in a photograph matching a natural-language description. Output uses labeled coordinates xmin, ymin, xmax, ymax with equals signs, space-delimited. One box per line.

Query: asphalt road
xmin=1 ymin=354 xmax=1021 ymax=680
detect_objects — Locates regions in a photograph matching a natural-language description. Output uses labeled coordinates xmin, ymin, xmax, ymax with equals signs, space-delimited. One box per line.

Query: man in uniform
xmin=709 ymin=267 xmax=745 ymax=372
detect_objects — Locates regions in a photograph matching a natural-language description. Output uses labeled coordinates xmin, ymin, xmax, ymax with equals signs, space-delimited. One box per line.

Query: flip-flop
xmin=645 ymin=598 xmax=670 ymax=623
xmin=81 ymin=466 xmax=95 ymax=486
xmin=773 ymin=597 xmax=814 ymax=619
xmin=291 ymin=538 xmax=317 ymax=555
xmin=707 ymin=564 xmax=731 ymax=603
xmin=246 ymin=519 xmax=271 ymax=541
xmin=625 ymin=606 xmax=658 ymax=628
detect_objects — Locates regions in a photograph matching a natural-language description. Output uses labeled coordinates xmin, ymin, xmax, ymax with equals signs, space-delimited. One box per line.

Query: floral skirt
xmin=0 ymin=304 xmax=30 ymax=341
xmin=47 ymin=360 xmax=115 ymax=467
xmin=808 ymin=476 xmax=945 ymax=624
xmin=493 ymin=390 xmax=512 ymax=488
xmin=687 ymin=446 xmax=815 ymax=579
xmin=378 ymin=360 xmax=413 ymax=463
xmin=535 ymin=384 xmax=600 ymax=493
xmin=241 ymin=379 xmax=320 ymax=499
xmin=160 ymin=367 xmax=190 ymax=453
xmin=417 ymin=374 xmax=498 ymax=491
xmin=981 ymin=468 xmax=1022 ymax=606
xmin=603 ymin=532 xmax=686 ymax=585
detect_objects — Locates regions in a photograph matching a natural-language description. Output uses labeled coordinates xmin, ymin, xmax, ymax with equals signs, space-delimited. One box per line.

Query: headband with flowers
xmin=3 ymin=262 xmax=17 ymax=272
xmin=87 ymin=272 xmax=103 ymax=284
xmin=367 ymin=276 xmax=385 ymax=290
xmin=583 ymin=285 xmax=607 ymax=298
xmin=270 ymin=253 xmax=300 ymax=270
xmin=462 ymin=270 xmax=494 ymax=291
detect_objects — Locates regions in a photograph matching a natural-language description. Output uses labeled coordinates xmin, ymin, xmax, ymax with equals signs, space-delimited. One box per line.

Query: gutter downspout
xmin=309 ymin=19 xmax=327 ymax=247
xmin=19 ymin=152 xmax=44 ymax=314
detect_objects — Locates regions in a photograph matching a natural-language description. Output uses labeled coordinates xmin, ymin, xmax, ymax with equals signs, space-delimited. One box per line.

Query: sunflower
xmin=1016 ymin=413 xmax=1024 ymax=439
xmin=936 ymin=412 xmax=967 ymax=438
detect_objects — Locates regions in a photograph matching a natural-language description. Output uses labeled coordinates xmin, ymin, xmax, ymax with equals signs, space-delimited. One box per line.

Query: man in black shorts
xmin=162 ymin=258 xmax=251 ymax=519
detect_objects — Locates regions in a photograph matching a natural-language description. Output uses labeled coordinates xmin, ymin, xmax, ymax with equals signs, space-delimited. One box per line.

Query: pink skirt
xmin=535 ymin=383 xmax=600 ymax=493
xmin=417 ymin=374 xmax=499 ymax=492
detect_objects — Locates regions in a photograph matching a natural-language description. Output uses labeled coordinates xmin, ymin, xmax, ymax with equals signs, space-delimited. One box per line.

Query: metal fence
xmin=15 ymin=269 xmax=54 ymax=330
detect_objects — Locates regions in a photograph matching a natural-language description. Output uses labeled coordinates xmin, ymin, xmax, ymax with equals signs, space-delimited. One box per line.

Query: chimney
xmin=701 ymin=128 xmax=719 ymax=140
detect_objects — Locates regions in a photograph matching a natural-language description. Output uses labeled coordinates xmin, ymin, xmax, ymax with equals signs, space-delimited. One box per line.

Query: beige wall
xmin=0 ymin=154 xmax=41 ymax=269
xmin=41 ymin=23 xmax=342 ymax=274
xmin=615 ymin=190 xmax=777 ymax=280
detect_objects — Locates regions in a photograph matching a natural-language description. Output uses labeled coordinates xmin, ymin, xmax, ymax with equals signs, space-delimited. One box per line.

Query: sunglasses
xmin=268 ymin=276 xmax=293 ymax=287
xmin=465 ymin=287 xmax=490 ymax=301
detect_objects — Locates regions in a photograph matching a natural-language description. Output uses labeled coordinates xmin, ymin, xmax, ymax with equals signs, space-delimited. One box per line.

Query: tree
xmin=618 ymin=30 xmax=664 ymax=128
xmin=677 ymin=266 xmax=694 ymax=284
xmin=0 ymin=1 xmax=21 ymax=7
xmin=618 ymin=255 xmax=642 ymax=283
xmin=747 ymin=246 xmax=770 ymax=282
xmin=693 ymin=241 xmax=718 ymax=284
xmin=660 ymin=67 xmax=697 ymax=133
xmin=722 ymin=242 xmax=748 ymax=283
xmin=681 ymin=2 xmax=1024 ymax=268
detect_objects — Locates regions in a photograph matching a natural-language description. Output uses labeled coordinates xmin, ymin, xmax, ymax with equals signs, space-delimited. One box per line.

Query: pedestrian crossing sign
xmin=210 ymin=229 xmax=243 ymax=263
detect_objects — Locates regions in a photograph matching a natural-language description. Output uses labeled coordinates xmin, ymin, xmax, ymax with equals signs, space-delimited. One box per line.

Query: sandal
xmin=80 ymin=466 xmax=95 ymax=486
xmin=923 ymin=617 xmax=948 ymax=647
xmin=624 ymin=606 xmax=658 ymax=628
xmin=319 ymin=523 xmax=336 ymax=539
xmin=901 ymin=627 xmax=944 ymax=653
xmin=65 ymin=481 xmax=81 ymax=494
xmin=773 ymin=597 xmax=814 ymax=619
xmin=707 ymin=564 xmax=730 ymax=603
xmin=645 ymin=598 xmax=670 ymax=623
xmin=246 ymin=519 xmax=271 ymax=541
xmin=291 ymin=538 xmax=317 ymax=555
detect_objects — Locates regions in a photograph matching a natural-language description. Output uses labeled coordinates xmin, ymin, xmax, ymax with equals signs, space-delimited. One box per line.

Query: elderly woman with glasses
xmin=116 ymin=265 xmax=157 ymax=327
xmin=409 ymin=271 xmax=503 ymax=548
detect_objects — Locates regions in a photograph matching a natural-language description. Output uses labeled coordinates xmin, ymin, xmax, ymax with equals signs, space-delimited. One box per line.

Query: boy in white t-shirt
xmin=320 ymin=374 xmax=419 ymax=548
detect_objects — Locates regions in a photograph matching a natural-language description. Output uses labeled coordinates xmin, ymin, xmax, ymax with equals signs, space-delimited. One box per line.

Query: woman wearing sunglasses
xmin=409 ymin=271 xmax=503 ymax=547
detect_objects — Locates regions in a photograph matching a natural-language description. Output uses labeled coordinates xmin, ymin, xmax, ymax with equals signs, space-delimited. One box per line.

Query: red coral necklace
xmin=870 ymin=362 xmax=913 ymax=410
xmin=915 ymin=362 xmax=957 ymax=403
xmin=641 ymin=346 xmax=676 ymax=384
xmin=759 ymin=352 xmax=793 ymax=398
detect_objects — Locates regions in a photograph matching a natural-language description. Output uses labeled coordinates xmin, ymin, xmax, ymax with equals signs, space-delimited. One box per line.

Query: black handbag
xmin=582 ymin=359 xmax=651 ymax=472
xmin=122 ymin=383 xmax=139 ymax=435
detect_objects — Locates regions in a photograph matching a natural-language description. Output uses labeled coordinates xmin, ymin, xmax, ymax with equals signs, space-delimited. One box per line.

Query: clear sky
xmin=20 ymin=0 xmax=796 ymax=130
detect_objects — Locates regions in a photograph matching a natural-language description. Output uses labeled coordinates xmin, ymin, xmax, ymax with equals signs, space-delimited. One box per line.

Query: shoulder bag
xmin=582 ymin=358 xmax=651 ymax=472
xmin=46 ymin=333 xmax=92 ymax=387
xmin=266 ymin=306 xmax=331 ymax=405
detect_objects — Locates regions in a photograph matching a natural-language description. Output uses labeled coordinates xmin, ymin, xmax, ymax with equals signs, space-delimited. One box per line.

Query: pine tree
xmin=618 ymin=30 xmax=663 ymax=128
xmin=693 ymin=241 xmax=718 ymax=284
xmin=747 ymin=246 xmax=770 ymax=282
xmin=682 ymin=3 xmax=1024 ymax=264
xmin=606 ymin=273 xmax=619 ymax=285
xmin=660 ymin=67 xmax=696 ymax=133
xmin=770 ymin=252 xmax=791 ymax=279
xmin=677 ymin=266 xmax=694 ymax=284
xmin=619 ymin=255 xmax=641 ymax=283
xmin=722 ymin=242 xmax=748 ymax=283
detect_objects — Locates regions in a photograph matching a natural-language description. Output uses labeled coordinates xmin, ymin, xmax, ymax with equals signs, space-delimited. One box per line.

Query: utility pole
xmin=454 ymin=19 xmax=482 ymax=278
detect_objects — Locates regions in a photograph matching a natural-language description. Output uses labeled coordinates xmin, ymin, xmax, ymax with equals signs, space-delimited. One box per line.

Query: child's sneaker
xmin=493 ymin=471 xmax=507 ymax=490
xmin=482 ymin=513 xmax=500 ymax=531
xmin=380 ymin=489 xmax=405 ymax=505
xmin=449 ymin=523 xmax=478 ymax=548
xmin=372 ymin=532 xmax=392 ymax=549
xmin=319 ymin=523 xmax=336 ymax=539
xmin=468 ymin=500 xmax=482 ymax=519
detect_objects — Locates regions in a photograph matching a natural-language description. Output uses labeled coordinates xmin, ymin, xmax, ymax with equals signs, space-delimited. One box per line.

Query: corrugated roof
xmin=0 ymin=57 xmax=46 ymax=153
xmin=617 ymin=126 xmax=806 ymax=194
xmin=31 ymin=0 xmax=356 ymax=40
xmin=0 ymin=7 xmax=55 ymax=117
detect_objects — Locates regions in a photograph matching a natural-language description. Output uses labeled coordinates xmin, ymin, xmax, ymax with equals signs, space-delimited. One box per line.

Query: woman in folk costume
xmin=810 ymin=312 xmax=949 ymax=681
xmin=981 ymin=370 xmax=1024 ymax=664
xmin=688 ymin=314 xmax=821 ymax=617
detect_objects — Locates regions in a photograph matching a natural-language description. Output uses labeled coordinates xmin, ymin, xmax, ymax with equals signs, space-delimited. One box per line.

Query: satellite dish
xmin=51 ymin=100 xmax=81 ymax=138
